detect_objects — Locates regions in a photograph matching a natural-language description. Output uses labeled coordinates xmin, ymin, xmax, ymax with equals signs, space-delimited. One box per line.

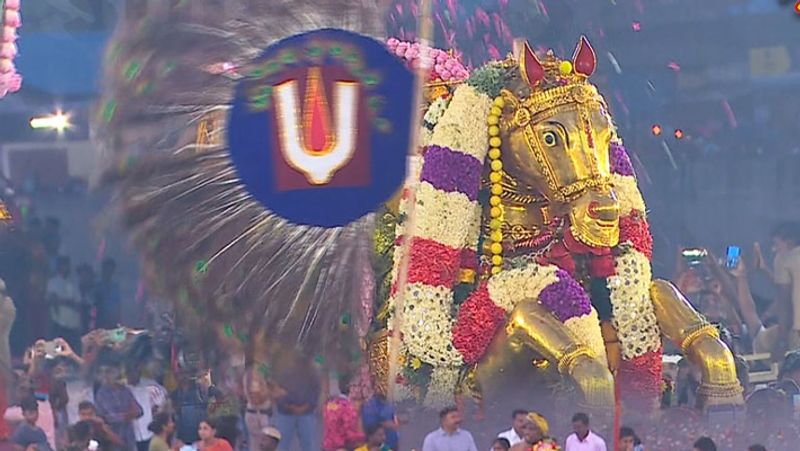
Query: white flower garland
xmin=487 ymin=264 xmax=559 ymax=312
xmin=608 ymin=249 xmax=662 ymax=359
xmin=429 ymin=85 xmax=492 ymax=160
xmin=564 ymin=308 xmax=608 ymax=363
xmin=424 ymin=366 xmax=461 ymax=407
xmin=612 ymin=173 xmax=646 ymax=217
xmin=414 ymin=181 xmax=476 ymax=249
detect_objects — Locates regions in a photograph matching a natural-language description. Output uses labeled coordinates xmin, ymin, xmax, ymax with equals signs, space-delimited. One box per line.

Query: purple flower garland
xmin=538 ymin=269 xmax=592 ymax=322
xmin=610 ymin=142 xmax=634 ymax=177
xmin=419 ymin=145 xmax=482 ymax=201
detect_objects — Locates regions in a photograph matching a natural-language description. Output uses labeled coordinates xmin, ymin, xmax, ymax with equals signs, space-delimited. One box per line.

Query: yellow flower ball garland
xmin=486 ymin=95 xmax=506 ymax=276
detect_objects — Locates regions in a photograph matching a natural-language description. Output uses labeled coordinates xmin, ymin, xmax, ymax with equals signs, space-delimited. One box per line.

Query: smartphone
xmin=681 ymin=248 xmax=707 ymax=266
xmin=43 ymin=341 xmax=63 ymax=359
xmin=109 ymin=328 xmax=126 ymax=343
xmin=726 ymin=246 xmax=741 ymax=269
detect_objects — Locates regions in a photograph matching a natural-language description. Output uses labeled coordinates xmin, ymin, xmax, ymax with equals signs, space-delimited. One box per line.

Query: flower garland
xmin=0 ymin=0 xmax=23 ymax=98
xmin=386 ymin=38 xmax=469 ymax=83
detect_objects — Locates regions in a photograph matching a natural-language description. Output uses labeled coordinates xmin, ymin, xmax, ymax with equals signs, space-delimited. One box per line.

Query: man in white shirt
xmin=422 ymin=407 xmax=478 ymax=451
xmin=772 ymin=222 xmax=800 ymax=349
xmin=564 ymin=413 xmax=606 ymax=451
xmin=125 ymin=362 xmax=167 ymax=451
xmin=496 ymin=409 xmax=528 ymax=447
xmin=46 ymin=256 xmax=83 ymax=347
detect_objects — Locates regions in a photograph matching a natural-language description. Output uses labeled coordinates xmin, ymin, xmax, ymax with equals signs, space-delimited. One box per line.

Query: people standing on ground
xmin=172 ymin=368 xmax=221 ymax=446
xmin=496 ymin=409 xmax=528 ymax=447
xmin=421 ymin=406 xmax=478 ymax=451
xmin=5 ymin=372 xmax=56 ymax=449
xmin=126 ymin=361 xmax=167 ymax=451
xmin=196 ymin=419 xmax=233 ymax=451
xmin=564 ymin=413 xmax=606 ymax=451
xmin=47 ymin=256 xmax=84 ymax=348
xmin=94 ymin=353 xmax=143 ymax=451
xmin=272 ymin=356 xmax=321 ymax=451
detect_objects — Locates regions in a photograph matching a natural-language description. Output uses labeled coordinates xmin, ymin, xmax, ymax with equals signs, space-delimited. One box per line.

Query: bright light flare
xmin=30 ymin=111 xmax=71 ymax=132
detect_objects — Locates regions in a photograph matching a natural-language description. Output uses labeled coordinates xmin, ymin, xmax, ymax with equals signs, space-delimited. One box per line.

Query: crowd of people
xmin=3 ymin=207 xmax=800 ymax=451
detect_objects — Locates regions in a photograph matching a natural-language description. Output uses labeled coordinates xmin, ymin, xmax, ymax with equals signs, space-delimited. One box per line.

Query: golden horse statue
xmin=372 ymin=37 xmax=743 ymax=414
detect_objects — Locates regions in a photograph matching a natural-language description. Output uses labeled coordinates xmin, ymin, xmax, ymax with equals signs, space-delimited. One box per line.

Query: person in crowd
xmin=172 ymin=368 xmax=222 ymax=445
xmin=496 ymin=409 xmax=528 ymax=447
xmin=361 ymin=392 xmax=398 ymax=451
xmin=52 ymin=337 xmax=96 ymax=426
xmin=259 ymin=427 xmax=281 ymax=451
xmin=421 ymin=406 xmax=478 ymax=451
xmin=771 ymin=222 xmax=800 ymax=350
xmin=618 ymin=427 xmax=643 ymax=451
xmin=96 ymin=259 xmax=122 ymax=330
xmin=75 ymin=401 xmax=124 ymax=450
xmin=76 ymin=264 xmax=98 ymax=331
xmin=11 ymin=397 xmax=53 ymax=451
xmin=747 ymin=445 xmax=767 ymax=451
xmin=196 ymin=419 xmax=233 ymax=451
xmin=509 ymin=412 xmax=557 ymax=451
xmin=491 ymin=438 xmax=511 ymax=451
xmin=322 ymin=374 xmax=363 ymax=451
xmin=728 ymin=257 xmax=779 ymax=355
xmin=126 ymin=361 xmax=167 ymax=451
xmin=47 ymin=256 xmax=84 ymax=348
xmin=147 ymin=412 xmax=179 ymax=451
xmin=272 ymin=356 xmax=320 ymax=451
xmin=693 ymin=436 xmax=717 ymax=451
xmin=95 ymin=353 xmax=143 ymax=451
xmin=0 ymin=280 xmax=15 ymax=441
xmin=243 ymin=366 xmax=273 ymax=451
xmin=564 ymin=413 xmax=606 ymax=451
xmin=5 ymin=372 xmax=56 ymax=449
xmin=354 ymin=424 xmax=392 ymax=451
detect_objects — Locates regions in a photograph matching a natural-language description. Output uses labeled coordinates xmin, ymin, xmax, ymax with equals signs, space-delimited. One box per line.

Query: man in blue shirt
xmin=273 ymin=357 xmax=320 ymax=451
xmin=12 ymin=397 xmax=53 ymax=451
xmin=361 ymin=394 xmax=398 ymax=451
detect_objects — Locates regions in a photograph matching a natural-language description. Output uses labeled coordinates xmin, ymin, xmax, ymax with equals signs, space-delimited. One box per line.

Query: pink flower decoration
xmin=5 ymin=0 xmax=20 ymax=9
xmin=3 ymin=26 xmax=17 ymax=43
xmin=4 ymin=10 xmax=21 ymax=28
xmin=0 ymin=59 xmax=13 ymax=72
xmin=0 ymin=44 xmax=17 ymax=59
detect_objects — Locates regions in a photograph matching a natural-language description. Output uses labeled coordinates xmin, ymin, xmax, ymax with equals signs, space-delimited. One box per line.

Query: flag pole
xmin=387 ymin=0 xmax=434 ymax=402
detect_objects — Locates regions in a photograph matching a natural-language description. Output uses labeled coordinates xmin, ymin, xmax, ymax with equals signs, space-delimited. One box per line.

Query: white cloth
xmin=775 ymin=247 xmax=800 ymax=330
xmin=564 ymin=431 xmax=607 ymax=451
xmin=128 ymin=378 xmax=168 ymax=441
xmin=497 ymin=428 xmax=523 ymax=447
xmin=46 ymin=275 xmax=81 ymax=330
xmin=65 ymin=380 xmax=95 ymax=425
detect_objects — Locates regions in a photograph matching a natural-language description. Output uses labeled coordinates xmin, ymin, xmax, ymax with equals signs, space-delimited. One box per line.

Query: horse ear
xmin=519 ymin=41 xmax=544 ymax=87
xmin=572 ymin=35 xmax=597 ymax=77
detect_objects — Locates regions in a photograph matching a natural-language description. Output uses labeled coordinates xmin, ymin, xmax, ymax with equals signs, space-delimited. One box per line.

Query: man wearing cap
xmin=260 ymin=427 xmax=281 ymax=451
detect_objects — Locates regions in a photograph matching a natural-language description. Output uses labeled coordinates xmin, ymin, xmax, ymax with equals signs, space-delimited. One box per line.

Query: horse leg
xmin=650 ymin=280 xmax=744 ymax=409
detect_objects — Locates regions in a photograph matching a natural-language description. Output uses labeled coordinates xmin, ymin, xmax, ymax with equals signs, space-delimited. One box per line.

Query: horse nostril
xmin=588 ymin=201 xmax=601 ymax=219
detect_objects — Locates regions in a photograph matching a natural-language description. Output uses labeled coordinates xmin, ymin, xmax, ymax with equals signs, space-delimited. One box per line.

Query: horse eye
xmin=542 ymin=131 xmax=558 ymax=147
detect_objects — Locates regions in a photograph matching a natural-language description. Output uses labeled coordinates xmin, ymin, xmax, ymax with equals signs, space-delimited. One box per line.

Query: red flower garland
xmin=406 ymin=237 xmax=461 ymax=287
xmin=452 ymin=284 xmax=506 ymax=363
xmin=617 ymin=347 xmax=663 ymax=411
xmin=619 ymin=213 xmax=653 ymax=260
